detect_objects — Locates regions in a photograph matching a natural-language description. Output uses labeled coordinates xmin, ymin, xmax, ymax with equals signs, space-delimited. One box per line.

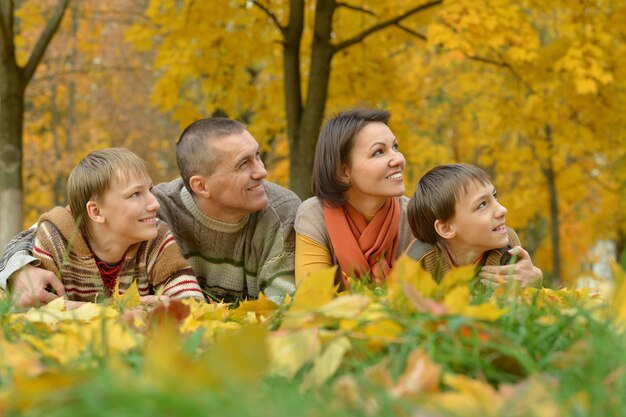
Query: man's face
xmin=202 ymin=130 xmax=269 ymax=223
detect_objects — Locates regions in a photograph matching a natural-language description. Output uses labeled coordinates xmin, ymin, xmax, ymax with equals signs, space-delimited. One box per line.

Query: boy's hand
xmin=9 ymin=264 xmax=66 ymax=307
xmin=140 ymin=295 xmax=171 ymax=307
xmin=479 ymin=246 xmax=543 ymax=288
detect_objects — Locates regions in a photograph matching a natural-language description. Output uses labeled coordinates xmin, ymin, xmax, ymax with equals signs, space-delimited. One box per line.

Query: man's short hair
xmin=312 ymin=108 xmax=391 ymax=207
xmin=407 ymin=163 xmax=491 ymax=244
xmin=176 ymin=117 xmax=247 ymax=193
xmin=67 ymin=148 xmax=150 ymax=237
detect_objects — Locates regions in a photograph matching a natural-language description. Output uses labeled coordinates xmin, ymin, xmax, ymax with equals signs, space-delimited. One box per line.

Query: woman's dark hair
xmin=312 ymin=108 xmax=391 ymax=207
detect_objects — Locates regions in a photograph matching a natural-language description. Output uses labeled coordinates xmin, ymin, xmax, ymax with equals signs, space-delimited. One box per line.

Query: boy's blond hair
xmin=407 ymin=163 xmax=491 ymax=245
xmin=67 ymin=148 xmax=150 ymax=237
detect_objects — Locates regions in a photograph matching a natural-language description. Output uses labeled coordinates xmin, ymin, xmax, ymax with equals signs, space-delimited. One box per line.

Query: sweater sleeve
xmin=295 ymin=233 xmax=334 ymax=287
xmin=32 ymin=221 xmax=64 ymax=281
xmin=256 ymin=189 xmax=299 ymax=304
xmin=148 ymin=222 xmax=204 ymax=301
xmin=507 ymin=227 xmax=522 ymax=247
xmin=0 ymin=226 xmax=38 ymax=290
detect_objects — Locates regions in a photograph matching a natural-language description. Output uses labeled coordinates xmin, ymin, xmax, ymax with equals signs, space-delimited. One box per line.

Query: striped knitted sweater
xmin=404 ymin=227 xmax=522 ymax=283
xmin=33 ymin=207 xmax=204 ymax=302
xmin=151 ymin=179 xmax=300 ymax=303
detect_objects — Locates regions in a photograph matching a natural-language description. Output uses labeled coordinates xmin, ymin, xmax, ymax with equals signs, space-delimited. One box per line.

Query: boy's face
xmin=96 ymin=172 xmax=160 ymax=245
xmin=444 ymin=180 xmax=509 ymax=259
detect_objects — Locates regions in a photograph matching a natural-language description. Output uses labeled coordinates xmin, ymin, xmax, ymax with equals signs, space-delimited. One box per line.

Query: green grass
xmin=2 ymin=280 xmax=626 ymax=417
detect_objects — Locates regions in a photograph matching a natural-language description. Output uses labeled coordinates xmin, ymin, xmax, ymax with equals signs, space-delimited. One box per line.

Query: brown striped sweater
xmin=33 ymin=207 xmax=204 ymax=303
xmin=404 ymin=227 xmax=521 ymax=283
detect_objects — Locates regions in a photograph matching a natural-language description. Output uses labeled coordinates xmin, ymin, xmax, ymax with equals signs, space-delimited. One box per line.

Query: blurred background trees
xmin=2 ymin=0 xmax=625 ymax=285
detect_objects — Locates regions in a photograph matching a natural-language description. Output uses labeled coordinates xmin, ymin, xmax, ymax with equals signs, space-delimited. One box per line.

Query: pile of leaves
xmin=1 ymin=256 xmax=625 ymax=417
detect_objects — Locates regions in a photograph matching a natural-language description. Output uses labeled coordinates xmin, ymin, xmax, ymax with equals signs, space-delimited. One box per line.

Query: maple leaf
xmin=290 ymin=266 xmax=338 ymax=312
xmin=113 ymin=279 xmax=141 ymax=309
xmin=230 ymin=293 xmax=278 ymax=321
xmin=280 ymin=267 xmax=339 ymax=329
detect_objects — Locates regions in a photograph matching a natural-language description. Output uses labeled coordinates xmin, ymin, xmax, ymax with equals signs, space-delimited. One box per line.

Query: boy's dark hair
xmin=312 ymin=108 xmax=391 ymax=207
xmin=407 ymin=163 xmax=491 ymax=245
xmin=176 ymin=117 xmax=247 ymax=193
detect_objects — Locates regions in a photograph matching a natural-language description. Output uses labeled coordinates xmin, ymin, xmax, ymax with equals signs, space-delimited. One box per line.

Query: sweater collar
xmin=179 ymin=187 xmax=249 ymax=233
xmin=39 ymin=206 xmax=141 ymax=258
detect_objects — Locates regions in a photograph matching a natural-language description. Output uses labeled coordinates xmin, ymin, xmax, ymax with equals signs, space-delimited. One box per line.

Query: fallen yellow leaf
xmin=301 ymin=336 xmax=351 ymax=390
xmin=268 ymin=328 xmax=320 ymax=379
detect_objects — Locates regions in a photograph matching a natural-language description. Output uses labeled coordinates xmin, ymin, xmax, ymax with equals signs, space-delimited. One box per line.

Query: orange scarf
xmin=324 ymin=197 xmax=400 ymax=287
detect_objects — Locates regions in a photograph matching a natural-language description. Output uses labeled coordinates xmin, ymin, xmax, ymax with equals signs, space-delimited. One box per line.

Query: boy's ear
xmin=434 ymin=219 xmax=456 ymax=240
xmin=189 ymin=175 xmax=211 ymax=198
xmin=86 ymin=201 xmax=105 ymax=224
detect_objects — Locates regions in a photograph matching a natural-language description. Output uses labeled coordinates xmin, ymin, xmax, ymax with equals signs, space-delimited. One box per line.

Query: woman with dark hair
xmin=294 ymin=108 xmax=413 ymax=288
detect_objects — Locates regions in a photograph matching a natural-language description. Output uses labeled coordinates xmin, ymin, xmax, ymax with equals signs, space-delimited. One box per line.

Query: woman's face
xmin=342 ymin=122 xmax=406 ymax=211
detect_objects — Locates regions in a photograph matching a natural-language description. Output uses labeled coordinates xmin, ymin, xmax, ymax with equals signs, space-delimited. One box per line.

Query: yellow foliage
xmin=610 ymin=263 xmax=626 ymax=325
xmin=268 ymin=328 xmax=320 ymax=379
xmin=387 ymin=255 xmax=439 ymax=300
xmin=290 ymin=266 xmax=337 ymax=312
xmin=301 ymin=336 xmax=351 ymax=390
xmin=389 ymin=348 xmax=442 ymax=397
xmin=230 ymin=293 xmax=279 ymax=321
xmin=144 ymin=322 xmax=269 ymax=391
xmin=113 ymin=280 xmax=141 ymax=309
xmin=443 ymin=286 xmax=507 ymax=321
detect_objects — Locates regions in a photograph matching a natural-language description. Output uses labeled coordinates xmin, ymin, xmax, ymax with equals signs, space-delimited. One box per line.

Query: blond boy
xmin=405 ymin=163 xmax=542 ymax=287
xmin=32 ymin=148 xmax=204 ymax=304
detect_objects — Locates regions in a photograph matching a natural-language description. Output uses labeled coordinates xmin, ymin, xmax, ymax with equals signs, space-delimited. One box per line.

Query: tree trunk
xmin=543 ymin=125 xmax=561 ymax=284
xmin=282 ymin=0 xmax=305 ymax=197
xmin=0 ymin=63 xmax=26 ymax=251
xmin=287 ymin=0 xmax=335 ymax=199
xmin=0 ymin=0 xmax=69 ymax=250
xmin=270 ymin=0 xmax=442 ymax=198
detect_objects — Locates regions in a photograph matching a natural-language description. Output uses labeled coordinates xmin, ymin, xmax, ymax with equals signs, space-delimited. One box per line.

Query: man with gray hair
xmin=1 ymin=117 xmax=300 ymax=306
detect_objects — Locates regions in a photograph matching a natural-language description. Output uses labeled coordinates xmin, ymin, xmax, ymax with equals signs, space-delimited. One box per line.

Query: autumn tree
xmin=20 ymin=0 xmax=181 ymax=226
xmin=0 ymin=0 xmax=69 ymax=250
xmin=127 ymin=0 xmax=444 ymax=198
xmin=405 ymin=0 xmax=626 ymax=282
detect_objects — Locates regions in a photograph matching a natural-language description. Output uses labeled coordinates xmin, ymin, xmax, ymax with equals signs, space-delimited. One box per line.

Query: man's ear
xmin=189 ymin=175 xmax=210 ymax=197
xmin=86 ymin=201 xmax=105 ymax=224
xmin=434 ymin=219 xmax=456 ymax=240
